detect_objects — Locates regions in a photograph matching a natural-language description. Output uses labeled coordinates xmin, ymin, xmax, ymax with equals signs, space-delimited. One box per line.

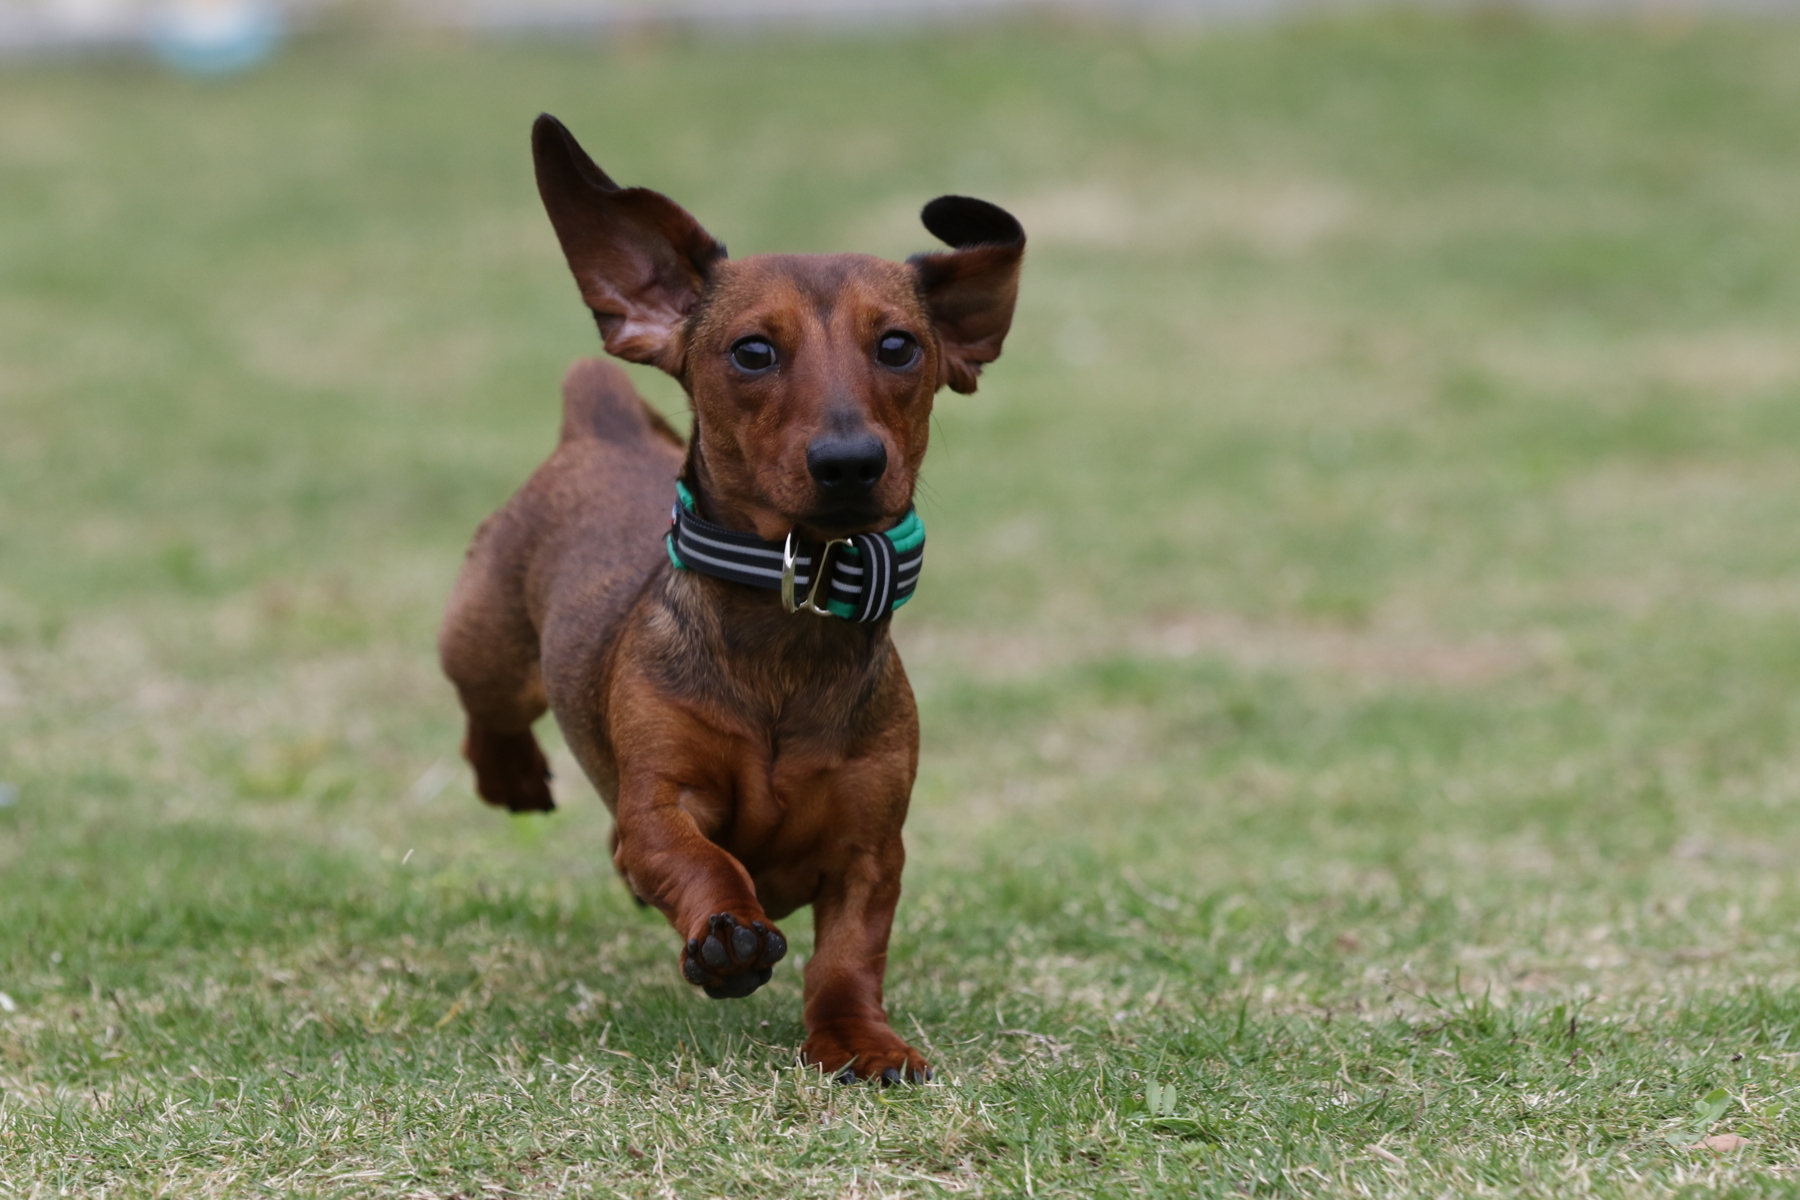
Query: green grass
xmin=6 ymin=13 xmax=1800 ymax=1197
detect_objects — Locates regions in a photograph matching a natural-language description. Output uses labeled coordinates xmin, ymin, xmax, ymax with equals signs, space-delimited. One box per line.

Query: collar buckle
xmin=781 ymin=532 xmax=852 ymax=617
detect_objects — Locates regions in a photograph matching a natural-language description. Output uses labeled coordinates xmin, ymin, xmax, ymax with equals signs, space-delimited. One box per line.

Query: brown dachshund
xmin=439 ymin=115 xmax=1024 ymax=1083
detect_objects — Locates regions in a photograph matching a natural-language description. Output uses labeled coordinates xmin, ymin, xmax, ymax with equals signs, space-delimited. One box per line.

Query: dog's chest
xmin=703 ymin=701 xmax=879 ymax=825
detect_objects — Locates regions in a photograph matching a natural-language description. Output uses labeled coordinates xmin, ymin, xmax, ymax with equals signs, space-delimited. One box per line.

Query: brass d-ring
xmin=782 ymin=532 xmax=851 ymax=617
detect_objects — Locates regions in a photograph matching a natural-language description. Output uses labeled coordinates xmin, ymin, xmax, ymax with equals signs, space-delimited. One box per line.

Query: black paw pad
xmin=703 ymin=967 xmax=771 ymax=1000
xmin=754 ymin=921 xmax=788 ymax=964
xmin=682 ymin=940 xmax=706 ymax=985
xmin=681 ymin=913 xmax=784 ymax=998
xmin=881 ymin=1068 xmax=903 ymax=1087
xmin=835 ymin=1068 xmax=858 ymax=1086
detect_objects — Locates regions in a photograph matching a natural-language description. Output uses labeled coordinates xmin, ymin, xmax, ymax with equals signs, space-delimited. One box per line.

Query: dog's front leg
xmin=612 ymin=776 xmax=790 ymax=999
xmin=801 ymin=842 xmax=929 ymax=1084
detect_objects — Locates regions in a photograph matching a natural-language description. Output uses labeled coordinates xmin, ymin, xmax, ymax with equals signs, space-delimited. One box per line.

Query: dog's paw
xmin=803 ymin=1026 xmax=931 ymax=1085
xmin=462 ymin=726 xmax=555 ymax=813
xmin=680 ymin=913 xmax=787 ymax=999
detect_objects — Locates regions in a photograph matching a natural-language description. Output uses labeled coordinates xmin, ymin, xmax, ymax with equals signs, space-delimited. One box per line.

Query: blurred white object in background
xmin=150 ymin=0 xmax=282 ymax=73
xmin=48 ymin=0 xmax=136 ymax=34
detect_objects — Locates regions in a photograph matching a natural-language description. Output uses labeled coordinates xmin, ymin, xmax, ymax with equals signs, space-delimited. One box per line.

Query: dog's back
xmin=541 ymin=356 xmax=687 ymax=627
xmin=438 ymin=357 xmax=682 ymax=812
xmin=557 ymin=356 xmax=685 ymax=453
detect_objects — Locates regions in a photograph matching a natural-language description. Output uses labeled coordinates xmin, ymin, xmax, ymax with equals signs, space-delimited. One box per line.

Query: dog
xmin=439 ymin=114 xmax=1024 ymax=1083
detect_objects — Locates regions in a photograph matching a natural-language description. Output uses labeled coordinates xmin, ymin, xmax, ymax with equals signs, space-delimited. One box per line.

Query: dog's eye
xmin=875 ymin=331 xmax=919 ymax=369
xmin=730 ymin=338 xmax=777 ymax=373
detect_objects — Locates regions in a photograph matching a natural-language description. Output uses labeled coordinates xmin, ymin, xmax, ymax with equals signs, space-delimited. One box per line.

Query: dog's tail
xmin=558 ymin=357 xmax=686 ymax=450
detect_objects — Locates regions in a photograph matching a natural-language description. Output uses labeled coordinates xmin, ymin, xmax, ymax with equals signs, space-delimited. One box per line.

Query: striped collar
xmin=665 ymin=481 xmax=925 ymax=623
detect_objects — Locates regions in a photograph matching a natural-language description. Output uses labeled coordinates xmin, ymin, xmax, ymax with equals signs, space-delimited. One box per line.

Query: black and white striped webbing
xmin=666 ymin=484 xmax=924 ymax=623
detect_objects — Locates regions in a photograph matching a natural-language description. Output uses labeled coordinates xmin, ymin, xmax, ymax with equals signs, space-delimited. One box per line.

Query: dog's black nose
xmin=807 ymin=435 xmax=887 ymax=493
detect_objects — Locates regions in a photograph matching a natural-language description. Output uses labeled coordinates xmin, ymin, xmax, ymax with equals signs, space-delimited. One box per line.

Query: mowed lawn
xmin=5 ymin=15 xmax=1800 ymax=1197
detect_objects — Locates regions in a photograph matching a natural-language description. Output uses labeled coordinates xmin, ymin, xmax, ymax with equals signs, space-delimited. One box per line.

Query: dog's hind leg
xmin=439 ymin=516 xmax=555 ymax=813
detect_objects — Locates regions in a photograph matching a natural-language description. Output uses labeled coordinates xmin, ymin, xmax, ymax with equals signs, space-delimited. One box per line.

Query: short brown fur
xmin=439 ymin=116 xmax=1023 ymax=1082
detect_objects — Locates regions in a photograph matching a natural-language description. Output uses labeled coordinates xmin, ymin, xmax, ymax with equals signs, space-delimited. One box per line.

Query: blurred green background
xmin=5 ymin=14 xmax=1800 ymax=1197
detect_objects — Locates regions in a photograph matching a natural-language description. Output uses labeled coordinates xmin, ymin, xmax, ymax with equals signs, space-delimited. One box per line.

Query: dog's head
xmin=532 ymin=114 xmax=1024 ymax=541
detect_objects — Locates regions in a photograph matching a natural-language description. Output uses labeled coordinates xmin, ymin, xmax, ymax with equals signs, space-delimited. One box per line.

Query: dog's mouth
xmin=795 ymin=505 xmax=902 ymax=539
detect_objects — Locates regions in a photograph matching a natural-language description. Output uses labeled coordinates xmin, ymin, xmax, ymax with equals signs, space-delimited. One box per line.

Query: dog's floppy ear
xmin=909 ymin=196 xmax=1026 ymax=394
xmin=533 ymin=114 xmax=726 ymax=375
